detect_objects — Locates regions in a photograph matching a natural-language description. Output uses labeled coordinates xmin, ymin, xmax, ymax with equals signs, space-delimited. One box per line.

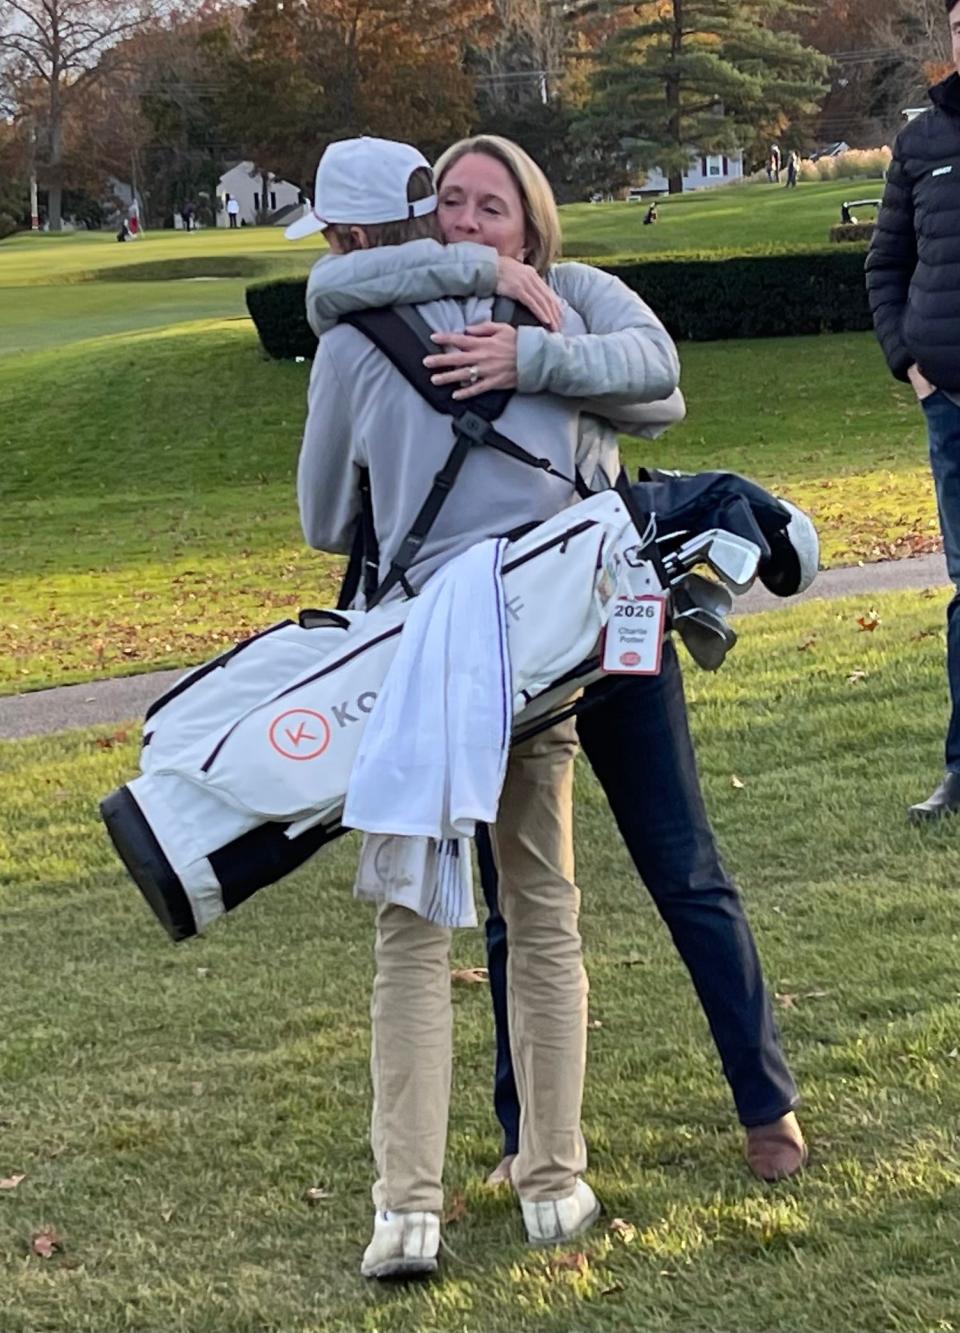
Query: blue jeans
xmin=923 ymin=390 xmax=960 ymax=772
xmin=478 ymin=640 xmax=799 ymax=1156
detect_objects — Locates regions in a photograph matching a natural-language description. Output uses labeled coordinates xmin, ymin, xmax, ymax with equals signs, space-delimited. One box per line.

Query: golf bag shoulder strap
xmin=340 ymin=301 xmax=530 ymax=425
xmin=340 ymin=301 xmax=590 ymax=607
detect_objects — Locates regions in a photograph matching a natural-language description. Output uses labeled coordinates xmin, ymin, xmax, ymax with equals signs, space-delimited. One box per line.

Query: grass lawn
xmin=0 ymin=228 xmax=315 ymax=288
xmin=2 ymin=317 xmax=939 ymax=694
xmin=561 ymin=179 xmax=866 ymax=258
xmin=1 ymin=588 xmax=958 ymax=1332
xmin=0 ymin=178 xmax=864 ymax=287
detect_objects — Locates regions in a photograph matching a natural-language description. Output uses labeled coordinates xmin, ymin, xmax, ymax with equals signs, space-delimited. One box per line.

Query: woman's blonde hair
xmin=434 ymin=135 xmax=562 ymax=275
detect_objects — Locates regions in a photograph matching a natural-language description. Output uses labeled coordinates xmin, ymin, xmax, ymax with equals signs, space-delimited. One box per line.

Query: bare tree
xmin=868 ymin=0 xmax=953 ymax=133
xmin=0 ymin=0 xmax=157 ymax=228
xmin=473 ymin=0 xmax=567 ymax=108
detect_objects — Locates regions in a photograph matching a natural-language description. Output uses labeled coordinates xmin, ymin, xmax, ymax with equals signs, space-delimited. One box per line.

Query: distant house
xmin=635 ymin=149 xmax=744 ymax=195
xmin=215 ymin=161 xmax=305 ymax=227
xmin=810 ymin=141 xmax=850 ymax=161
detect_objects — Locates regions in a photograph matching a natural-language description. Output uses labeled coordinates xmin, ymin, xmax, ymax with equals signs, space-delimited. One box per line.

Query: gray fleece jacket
xmin=305 ymin=239 xmax=683 ymax=439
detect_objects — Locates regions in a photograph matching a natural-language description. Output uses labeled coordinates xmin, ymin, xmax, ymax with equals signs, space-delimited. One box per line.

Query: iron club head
xmin=673 ymin=601 xmax=738 ymax=671
xmin=664 ymin=529 xmax=762 ymax=594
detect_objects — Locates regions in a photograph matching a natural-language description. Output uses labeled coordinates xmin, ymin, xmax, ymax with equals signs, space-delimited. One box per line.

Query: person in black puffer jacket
xmin=866 ymin=0 xmax=960 ymax=823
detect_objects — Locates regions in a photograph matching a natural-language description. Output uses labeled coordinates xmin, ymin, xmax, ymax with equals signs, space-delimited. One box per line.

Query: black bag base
xmin=100 ymin=785 xmax=198 ymax=943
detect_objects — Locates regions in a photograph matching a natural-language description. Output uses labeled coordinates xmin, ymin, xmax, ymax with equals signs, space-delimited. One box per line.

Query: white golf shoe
xmin=520 ymin=1178 xmax=601 ymax=1247
xmin=360 ymin=1209 xmax=440 ymax=1279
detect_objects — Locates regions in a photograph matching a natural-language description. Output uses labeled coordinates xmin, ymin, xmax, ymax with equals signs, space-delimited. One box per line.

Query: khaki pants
xmin=370 ymin=716 xmax=587 ymax=1212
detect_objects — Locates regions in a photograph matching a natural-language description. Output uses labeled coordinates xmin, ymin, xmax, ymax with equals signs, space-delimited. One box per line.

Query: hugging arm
xmin=304 ymin=244 xmax=681 ymax=426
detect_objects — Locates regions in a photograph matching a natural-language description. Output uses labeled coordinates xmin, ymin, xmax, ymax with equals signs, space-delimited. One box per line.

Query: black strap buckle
xmin=455 ymin=410 xmax=492 ymax=445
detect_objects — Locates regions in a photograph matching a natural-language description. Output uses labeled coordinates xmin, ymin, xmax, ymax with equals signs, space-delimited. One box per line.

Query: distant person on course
xmin=866 ymin=0 xmax=960 ymax=823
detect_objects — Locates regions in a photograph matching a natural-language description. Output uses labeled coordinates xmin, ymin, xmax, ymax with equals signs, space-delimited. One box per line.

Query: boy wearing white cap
xmin=294 ymin=137 xmax=599 ymax=1276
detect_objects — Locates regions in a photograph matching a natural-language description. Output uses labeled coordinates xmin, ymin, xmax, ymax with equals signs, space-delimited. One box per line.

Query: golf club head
xmin=671 ymin=570 xmax=734 ymax=618
xmin=674 ymin=603 xmax=738 ymax=671
xmin=666 ymin=529 xmax=762 ymax=594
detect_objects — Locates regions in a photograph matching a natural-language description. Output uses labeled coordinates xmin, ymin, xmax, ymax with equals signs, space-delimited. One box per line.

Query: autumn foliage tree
xmin=215 ymin=0 xmax=496 ymax=199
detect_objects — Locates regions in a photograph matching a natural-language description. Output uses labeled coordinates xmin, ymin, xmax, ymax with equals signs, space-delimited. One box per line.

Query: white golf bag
xmin=101 ymin=491 xmax=661 ymax=941
xmin=101 ymin=473 xmax=818 ymax=943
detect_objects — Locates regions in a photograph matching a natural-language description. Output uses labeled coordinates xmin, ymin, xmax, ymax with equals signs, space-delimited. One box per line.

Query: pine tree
xmin=583 ymin=0 xmax=830 ymax=192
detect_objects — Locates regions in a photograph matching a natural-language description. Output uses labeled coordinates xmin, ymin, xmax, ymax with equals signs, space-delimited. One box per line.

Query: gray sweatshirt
xmin=298 ymin=293 xmax=591 ymax=595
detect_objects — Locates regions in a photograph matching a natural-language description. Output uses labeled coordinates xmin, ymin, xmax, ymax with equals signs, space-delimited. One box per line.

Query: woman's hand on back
xmin=423 ymin=257 xmax=564 ymax=399
xmin=423 ymin=323 xmax=520 ymax=399
xmin=494 ymin=256 xmax=563 ymax=331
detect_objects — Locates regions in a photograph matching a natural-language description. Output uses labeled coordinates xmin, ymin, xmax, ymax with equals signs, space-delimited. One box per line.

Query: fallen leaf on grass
xmin=911 ymin=628 xmax=939 ymax=641
xmin=608 ymin=1217 xmax=636 ymax=1243
xmin=601 ymin=1281 xmax=625 ymax=1296
xmin=856 ymin=612 xmax=881 ymax=632
xmin=797 ymin=636 xmax=817 ymax=652
xmin=451 ymin=967 xmax=488 ymax=985
xmin=443 ymin=1191 xmax=467 ymax=1225
xmin=0 ymin=1173 xmax=26 ymax=1190
xmin=31 ymin=1227 xmax=62 ymax=1259
xmin=94 ymin=729 xmax=130 ymax=750
xmin=776 ymin=990 xmax=829 ymax=1009
xmin=546 ymin=1250 xmax=590 ymax=1277
xmin=846 ymin=670 xmax=869 ymax=685
xmin=730 ymin=775 xmax=745 ymax=789
xmin=160 ymin=1206 xmax=176 ymax=1224
xmin=588 ymin=1019 xmax=603 ymax=1030
xmin=303 ymin=1187 xmax=334 ymax=1205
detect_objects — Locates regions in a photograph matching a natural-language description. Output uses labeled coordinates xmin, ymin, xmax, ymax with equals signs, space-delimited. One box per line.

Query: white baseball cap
xmin=285 ymin=137 xmax=437 ymax=240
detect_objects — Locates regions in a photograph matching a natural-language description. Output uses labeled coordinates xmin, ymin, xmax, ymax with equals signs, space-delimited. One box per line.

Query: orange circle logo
xmin=268 ymin=708 xmax=331 ymax=761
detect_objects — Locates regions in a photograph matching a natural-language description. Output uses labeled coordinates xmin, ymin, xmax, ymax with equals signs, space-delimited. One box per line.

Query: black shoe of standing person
xmin=908 ymin=771 xmax=960 ymax=824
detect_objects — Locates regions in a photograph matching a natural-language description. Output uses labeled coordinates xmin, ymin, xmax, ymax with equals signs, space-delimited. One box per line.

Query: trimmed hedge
xmin=246 ymin=278 xmax=318 ymax=359
xmin=829 ymin=222 xmax=876 ymax=244
xmin=246 ymin=244 xmax=872 ymax=360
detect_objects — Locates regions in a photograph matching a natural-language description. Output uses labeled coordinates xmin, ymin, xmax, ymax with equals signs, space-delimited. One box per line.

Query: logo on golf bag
xmin=269 ymin=708 xmax=331 ymax=761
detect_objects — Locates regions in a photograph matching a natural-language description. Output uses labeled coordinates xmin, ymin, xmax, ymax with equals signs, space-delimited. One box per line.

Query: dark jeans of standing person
xmin=478 ymin=638 xmax=798 ymax=1159
xmin=924 ymin=391 xmax=960 ymax=773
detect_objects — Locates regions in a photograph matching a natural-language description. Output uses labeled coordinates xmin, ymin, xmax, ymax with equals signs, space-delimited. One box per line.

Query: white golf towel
xmin=344 ymin=538 xmax=512 ymax=927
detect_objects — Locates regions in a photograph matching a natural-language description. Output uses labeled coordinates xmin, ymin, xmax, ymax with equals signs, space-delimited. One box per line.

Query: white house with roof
xmin=638 ymin=148 xmax=745 ymax=194
xmin=215 ymin=160 xmax=305 ymax=226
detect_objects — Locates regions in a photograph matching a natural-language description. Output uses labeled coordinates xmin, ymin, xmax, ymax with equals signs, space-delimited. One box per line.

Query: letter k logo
xmin=268 ymin=708 xmax=331 ymax=761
